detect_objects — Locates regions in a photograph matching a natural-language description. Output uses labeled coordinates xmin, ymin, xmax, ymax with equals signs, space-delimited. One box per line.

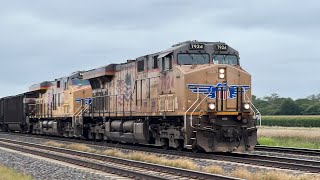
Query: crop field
xmin=258 ymin=126 xmax=320 ymax=149
xmin=261 ymin=115 xmax=320 ymax=127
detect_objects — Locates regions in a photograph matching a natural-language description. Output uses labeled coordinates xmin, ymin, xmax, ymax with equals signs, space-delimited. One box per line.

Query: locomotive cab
xmin=28 ymin=72 xmax=92 ymax=137
xmin=168 ymin=41 xmax=258 ymax=152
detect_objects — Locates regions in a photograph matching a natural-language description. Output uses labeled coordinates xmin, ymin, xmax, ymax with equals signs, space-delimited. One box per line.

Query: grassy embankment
xmin=259 ymin=116 xmax=320 ymax=149
xmin=45 ymin=141 xmax=320 ymax=180
xmin=0 ymin=165 xmax=33 ymax=180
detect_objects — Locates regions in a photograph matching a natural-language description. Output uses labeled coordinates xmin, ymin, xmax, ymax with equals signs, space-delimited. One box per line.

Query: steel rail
xmin=0 ymin=141 xmax=162 ymax=180
xmin=1 ymin=132 xmax=319 ymax=173
xmin=255 ymin=145 xmax=320 ymax=156
xmin=0 ymin=137 xmax=238 ymax=180
xmin=221 ymin=153 xmax=320 ymax=173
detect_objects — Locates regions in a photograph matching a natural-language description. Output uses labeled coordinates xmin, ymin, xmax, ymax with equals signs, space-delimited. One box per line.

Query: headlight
xmin=219 ymin=73 xmax=225 ymax=79
xmin=218 ymin=68 xmax=226 ymax=79
xmin=244 ymin=103 xmax=250 ymax=110
xmin=208 ymin=103 xmax=216 ymax=110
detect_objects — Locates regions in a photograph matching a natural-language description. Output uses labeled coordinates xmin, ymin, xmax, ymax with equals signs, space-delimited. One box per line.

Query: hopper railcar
xmin=0 ymin=40 xmax=260 ymax=153
xmin=0 ymin=93 xmax=37 ymax=132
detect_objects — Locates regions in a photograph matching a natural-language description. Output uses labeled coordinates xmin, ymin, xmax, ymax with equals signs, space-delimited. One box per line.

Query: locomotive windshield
xmin=177 ymin=53 xmax=210 ymax=65
xmin=72 ymin=79 xmax=90 ymax=86
xmin=213 ymin=54 xmax=238 ymax=65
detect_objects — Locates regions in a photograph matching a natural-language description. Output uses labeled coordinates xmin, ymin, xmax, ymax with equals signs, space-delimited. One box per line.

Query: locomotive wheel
xmin=162 ymin=142 xmax=169 ymax=150
xmin=111 ymin=141 xmax=119 ymax=144
xmin=4 ymin=125 xmax=8 ymax=132
xmin=192 ymin=145 xmax=199 ymax=153
xmin=175 ymin=140 xmax=184 ymax=151
xmin=162 ymin=145 xmax=168 ymax=150
xmin=161 ymin=138 xmax=169 ymax=150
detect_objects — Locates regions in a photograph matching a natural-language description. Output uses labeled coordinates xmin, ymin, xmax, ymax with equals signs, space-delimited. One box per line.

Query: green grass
xmin=258 ymin=137 xmax=320 ymax=149
xmin=262 ymin=115 xmax=320 ymax=127
xmin=0 ymin=165 xmax=33 ymax=180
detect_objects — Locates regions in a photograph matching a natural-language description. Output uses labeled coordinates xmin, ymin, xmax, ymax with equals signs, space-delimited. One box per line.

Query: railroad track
xmin=225 ymin=153 xmax=320 ymax=173
xmin=0 ymin=137 xmax=236 ymax=180
xmin=1 ymin=132 xmax=320 ymax=173
xmin=255 ymin=145 xmax=320 ymax=156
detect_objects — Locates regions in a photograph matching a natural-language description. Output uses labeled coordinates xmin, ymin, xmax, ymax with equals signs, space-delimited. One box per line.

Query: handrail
xmin=28 ymin=104 xmax=37 ymax=116
xmin=72 ymin=101 xmax=92 ymax=127
xmin=73 ymin=106 xmax=83 ymax=117
xmin=223 ymin=84 xmax=261 ymax=126
xmin=185 ymin=84 xmax=261 ymax=130
xmin=91 ymin=93 xmax=133 ymax=99
xmin=242 ymin=87 xmax=262 ymax=127
xmin=221 ymin=84 xmax=261 ymax=123
xmin=184 ymin=87 xmax=200 ymax=130
xmin=190 ymin=88 xmax=213 ymax=128
xmin=184 ymin=87 xmax=213 ymax=147
xmin=82 ymin=102 xmax=92 ymax=114
xmin=90 ymin=93 xmax=134 ymax=116
xmin=75 ymin=101 xmax=92 ymax=116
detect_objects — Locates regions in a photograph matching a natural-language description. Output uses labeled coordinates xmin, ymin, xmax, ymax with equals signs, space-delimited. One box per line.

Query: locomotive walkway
xmin=0 ymin=137 xmax=237 ymax=180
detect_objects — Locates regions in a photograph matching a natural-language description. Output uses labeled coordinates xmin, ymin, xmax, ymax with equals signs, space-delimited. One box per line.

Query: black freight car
xmin=1 ymin=93 xmax=36 ymax=132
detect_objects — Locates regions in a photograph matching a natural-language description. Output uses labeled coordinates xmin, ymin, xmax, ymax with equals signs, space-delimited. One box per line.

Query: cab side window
xmin=152 ymin=55 xmax=158 ymax=69
xmin=137 ymin=60 xmax=144 ymax=72
xmin=161 ymin=54 xmax=172 ymax=71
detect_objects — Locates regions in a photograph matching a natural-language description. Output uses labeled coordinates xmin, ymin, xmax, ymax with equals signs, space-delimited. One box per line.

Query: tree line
xmin=252 ymin=93 xmax=320 ymax=115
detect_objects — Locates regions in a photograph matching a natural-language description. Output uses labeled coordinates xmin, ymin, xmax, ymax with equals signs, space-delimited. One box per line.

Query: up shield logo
xmin=187 ymin=83 xmax=250 ymax=100
xmin=75 ymin=98 xmax=92 ymax=105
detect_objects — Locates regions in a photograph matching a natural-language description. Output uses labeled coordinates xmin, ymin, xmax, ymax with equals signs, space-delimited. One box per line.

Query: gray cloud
xmin=0 ymin=0 xmax=319 ymax=98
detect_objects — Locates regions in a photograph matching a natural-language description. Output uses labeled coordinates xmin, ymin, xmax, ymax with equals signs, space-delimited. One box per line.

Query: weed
xmin=65 ymin=143 xmax=96 ymax=153
xmin=203 ymin=165 xmax=224 ymax=174
xmin=44 ymin=141 xmax=65 ymax=148
xmin=0 ymin=165 xmax=33 ymax=180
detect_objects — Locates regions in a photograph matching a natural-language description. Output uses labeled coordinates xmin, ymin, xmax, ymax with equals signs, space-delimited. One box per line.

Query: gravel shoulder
xmin=0 ymin=144 xmax=129 ymax=180
xmin=0 ymin=133 xmax=317 ymax=177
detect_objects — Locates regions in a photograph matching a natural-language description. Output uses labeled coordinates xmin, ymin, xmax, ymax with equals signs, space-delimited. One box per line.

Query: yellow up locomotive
xmin=0 ymin=41 xmax=259 ymax=153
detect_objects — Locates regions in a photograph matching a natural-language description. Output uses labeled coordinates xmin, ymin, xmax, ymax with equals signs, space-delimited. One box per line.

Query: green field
xmin=258 ymin=137 xmax=320 ymax=149
xmin=261 ymin=115 xmax=320 ymax=127
xmin=0 ymin=165 xmax=33 ymax=180
xmin=258 ymin=127 xmax=320 ymax=149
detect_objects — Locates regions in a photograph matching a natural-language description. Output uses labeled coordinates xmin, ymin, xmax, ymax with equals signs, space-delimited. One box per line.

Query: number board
xmin=189 ymin=44 xmax=205 ymax=50
xmin=215 ymin=44 xmax=228 ymax=51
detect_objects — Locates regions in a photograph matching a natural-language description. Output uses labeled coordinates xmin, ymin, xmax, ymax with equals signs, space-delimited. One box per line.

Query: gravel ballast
xmin=0 ymin=146 xmax=125 ymax=180
xmin=0 ymin=132 xmax=318 ymax=176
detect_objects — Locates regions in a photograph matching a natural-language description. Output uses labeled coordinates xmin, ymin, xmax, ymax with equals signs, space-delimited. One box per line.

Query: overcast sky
xmin=0 ymin=0 xmax=319 ymax=99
